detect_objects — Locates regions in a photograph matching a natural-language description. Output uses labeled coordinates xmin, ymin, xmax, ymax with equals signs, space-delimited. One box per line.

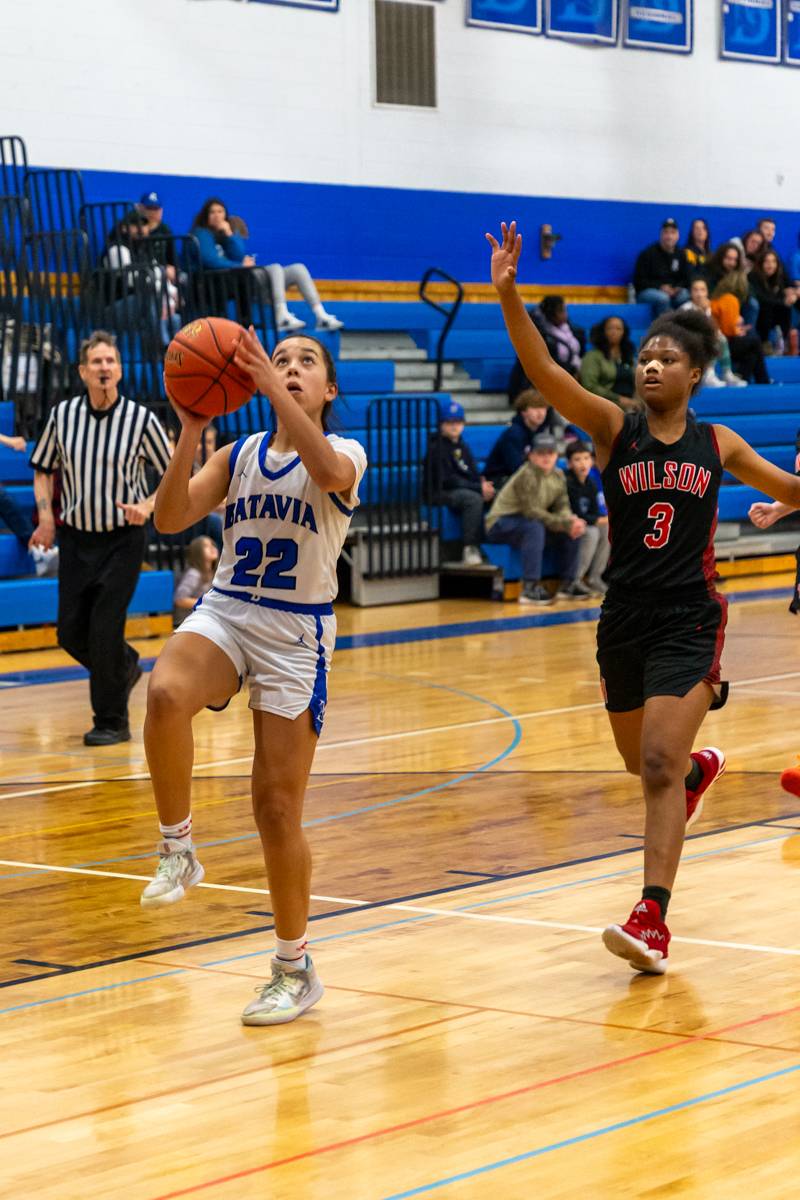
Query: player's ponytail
xmin=642 ymin=309 xmax=718 ymax=395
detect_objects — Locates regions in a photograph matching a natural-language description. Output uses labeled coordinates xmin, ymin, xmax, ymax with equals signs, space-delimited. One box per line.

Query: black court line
xmin=1 ymin=806 xmax=798 ymax=994
xmin=14 ymin=958 xmax=75 ymax=971
xmin=246 ymin=910 xmax=273 ymax=917
xmin=446 ymin=870 xmax=512 ymax=880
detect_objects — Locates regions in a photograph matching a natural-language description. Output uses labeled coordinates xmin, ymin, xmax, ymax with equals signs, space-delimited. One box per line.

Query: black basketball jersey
xmin=601 ymin=412 xmax=723 ymax=600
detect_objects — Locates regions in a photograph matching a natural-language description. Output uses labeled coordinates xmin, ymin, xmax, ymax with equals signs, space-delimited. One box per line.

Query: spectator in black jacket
xmin=484 ymin=390 xmax=563 ymax=489
xmin=137 ymin=189 xmax=177 ymax=277
xmin=565 ymin=442 xmax=609 ymax=595
xmin=633 ymin=218 xmax=691 ymax=315
xmin=423 ymin=399 xmax=495 ymax=565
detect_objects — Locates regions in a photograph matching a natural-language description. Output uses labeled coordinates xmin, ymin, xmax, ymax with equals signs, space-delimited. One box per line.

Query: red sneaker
xmin=780 ymin=761 xmax=800 ymax=798
xmin=602 ymin=899 xmax=670 ymax=974
xmin=686 ymin=746 xmax=725 ymax=829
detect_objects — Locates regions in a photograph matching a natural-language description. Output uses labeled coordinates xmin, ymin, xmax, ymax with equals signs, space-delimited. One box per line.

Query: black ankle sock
xmin=642 ymin=886 xmax=671 ymax=920
xmin=685 ymin=759 xmax=702 ymax=791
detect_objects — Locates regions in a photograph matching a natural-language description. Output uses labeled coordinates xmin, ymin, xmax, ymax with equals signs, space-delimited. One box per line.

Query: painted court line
xmin=378 ymin=1062 xmax=800 ymax=1200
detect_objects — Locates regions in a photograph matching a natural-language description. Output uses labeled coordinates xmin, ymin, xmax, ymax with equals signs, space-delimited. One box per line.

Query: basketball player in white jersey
xmin=140 ymin=329 xmax=367 ymax=1026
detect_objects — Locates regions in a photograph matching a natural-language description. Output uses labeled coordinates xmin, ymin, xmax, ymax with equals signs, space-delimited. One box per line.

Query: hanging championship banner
xmin=466 ymin=0 xmax=543 ymax=35
xmin=546 ymin=0 xmax=618 ymax=43
xmin=785 ymin=0 xmax=800 ymax=66
xmin=721 ymin=0 xmax=780 ymax=63
xmin=623 ymin=1 xmax=693 ymax=53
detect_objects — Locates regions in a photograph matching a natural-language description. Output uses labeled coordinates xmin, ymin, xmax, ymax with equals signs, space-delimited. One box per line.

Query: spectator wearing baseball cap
xmin=423 ymin=399 xmax=495 ymax=566
xmin=136 ymin=189 xmax=177 ymax=277
xmin=565 ymin=441 xmax=609 ymax=595
xmin=485 ymin=433 xmax=586 ymax=604
xmin=633 ymin=218 xmax=691 ymax=316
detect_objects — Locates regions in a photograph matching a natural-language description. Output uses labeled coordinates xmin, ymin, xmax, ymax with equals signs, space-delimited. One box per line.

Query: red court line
xmin=0 ymin=1009 xmax=475 ymax=1142
xmin=145 ymin=996 xmax=800 ymax=1200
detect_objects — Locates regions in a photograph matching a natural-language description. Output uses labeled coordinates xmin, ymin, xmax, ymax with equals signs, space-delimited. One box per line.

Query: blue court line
xmin=0 ymin=969 xmax=184 ymax=1016
xmin=380 ymin=1061 xmax=800 ymax=1199
xmin=0 ymin=584 xmax=790 ymax=690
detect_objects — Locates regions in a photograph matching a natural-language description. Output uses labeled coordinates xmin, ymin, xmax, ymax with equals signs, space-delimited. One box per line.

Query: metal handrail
xmin=419 ymin=267 xmax=464 ymax=391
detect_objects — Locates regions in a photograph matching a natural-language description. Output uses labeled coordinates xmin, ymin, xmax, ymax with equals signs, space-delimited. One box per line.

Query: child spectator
xmin=684 ymin=219 xmax=711 ymax=276
xmin=423 ymin=399 xmax=494 ymax=566
xmin=484 ymin=389 xmax=563 ymax=488
xmin=485 ymin=432 xmax=586 ymax=604
xmin=579 ymin=316 xmax=638 ymax=410
xmin=190 ymin=198 xmax=343 ymax=332
xmin=681 ymin=278 xmax=745 ymax=388
xmin=633 ymin=218 xmax=691 ymax=314
xmin=750 ymin=250 xmax=797 ymax=353
xmin=565 ymin=441 xmax=609 ymax=595
xmin=173 ymin=535 xmax=219 ymax=627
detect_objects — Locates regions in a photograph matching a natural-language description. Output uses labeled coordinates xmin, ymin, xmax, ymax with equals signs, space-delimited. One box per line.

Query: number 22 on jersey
xmin=644 ymin=503 xmax=675 ymax=550
xmin=231 ymin=536 xmax=298 ymax=590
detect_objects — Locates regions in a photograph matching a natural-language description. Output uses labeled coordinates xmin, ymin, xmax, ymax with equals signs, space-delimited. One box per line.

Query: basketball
xmin=164 ymin=316 xmax=255 ymax=417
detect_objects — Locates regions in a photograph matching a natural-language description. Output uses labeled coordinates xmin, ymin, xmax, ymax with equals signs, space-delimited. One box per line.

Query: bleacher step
xmin=338 ymin=332 xmax=426 ymax=362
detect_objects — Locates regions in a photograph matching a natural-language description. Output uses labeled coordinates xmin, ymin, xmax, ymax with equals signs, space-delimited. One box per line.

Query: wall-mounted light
xmin=540 ymin=223 xmax=562 ymax=260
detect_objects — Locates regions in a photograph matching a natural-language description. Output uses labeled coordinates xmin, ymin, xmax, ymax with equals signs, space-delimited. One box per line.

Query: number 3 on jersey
xmin=644 ymin=502 xmax=675 ymax=550
xmin=231 ymin=536 xmax=298 ymax=590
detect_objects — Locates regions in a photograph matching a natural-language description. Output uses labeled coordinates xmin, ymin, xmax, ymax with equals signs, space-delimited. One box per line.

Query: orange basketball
xmin=164 ymin=317 xmax=255 ymax=417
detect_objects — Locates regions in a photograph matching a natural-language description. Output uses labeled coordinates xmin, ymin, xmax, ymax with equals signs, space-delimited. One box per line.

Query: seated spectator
xmin=485 ymin=433 xmax=586 ymax=605
xmin=680 ymin=278 xmax=745 ymax=388
xmin=484 ymin=389 xmax=564 ymax=488
xmin=750 ymin=250 xmax=797 ymax=352
xmin=0 ymin=432 xmax=33 ymax=547
xmin=102 ymin=210 xmax=179 ymax=343
xmin=190 ymin=198 xmax=343 ymax=332
xmin=533 ymin=296 xmax=585 ymax=377
xmin=790 ymin=232 xmax=800 ymax=291
xmin=684 ymin=218 xmax=711 ymax=276
xmin=136 ymin=189 xmax=177 ymax=282
xmin=633 ymin=218 xmax=691 ymax=314
xmin=730 ymin=229 xmax=765 ymax=273
xmin=173 ymin=535 xmax=219 ymax=627
xmin=706 ymin=240 xmax=759 ymax=328
xmin=565 ymin=442 xmax=609 ymax=595
xmin=423 ymin=399 xmax=494 ymax=566
xmin=709 ymin=291 xmax=770 ymax=384
xmin=579 ymin=316 xmax=638 ymax=410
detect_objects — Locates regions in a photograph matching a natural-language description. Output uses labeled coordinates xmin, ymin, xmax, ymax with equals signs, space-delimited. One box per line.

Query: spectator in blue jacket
xmin=484 ymin=390 xmax=564 ymax=488
xmin=190 ymin=198 xmax=342 ymax=332
xmin=423 ymin=399 xmax=495 ymax=565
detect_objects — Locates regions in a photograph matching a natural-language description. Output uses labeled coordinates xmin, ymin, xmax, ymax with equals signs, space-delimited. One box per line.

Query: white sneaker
xmin=702 ymin=369 xmax=725 ymax=389
xmin=461 ymin=545 xmax=483 ymax=566
xmin=315 ymin=312 xmax=344 ymax=332
xmin=241 ymin=955 xmax=324 ymax=1026
xmin=276 ymin=312 xmax=306 ymax=332
xmin=140 ymin=838 xmax=204 ymax=907
xmin=723 ymin=371 xmax=747 ymax=387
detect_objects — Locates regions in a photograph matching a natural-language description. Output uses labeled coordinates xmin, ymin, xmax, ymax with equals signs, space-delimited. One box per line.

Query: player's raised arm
xmin=154 ymin=399 xmax=230 ymax=532
xmin=487 ymin=222 xmax=624 ymax=463
xmin=716 ymin=425 xmax=800 ymax=510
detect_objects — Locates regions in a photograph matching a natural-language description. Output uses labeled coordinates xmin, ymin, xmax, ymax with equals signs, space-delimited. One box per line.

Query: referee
xmin=29 ymin=331 xmax=172 ymax=745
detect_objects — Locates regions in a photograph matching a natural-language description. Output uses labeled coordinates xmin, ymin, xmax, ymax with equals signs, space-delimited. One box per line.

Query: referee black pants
xmin=57 ymin=524 xmax=146 ymax=732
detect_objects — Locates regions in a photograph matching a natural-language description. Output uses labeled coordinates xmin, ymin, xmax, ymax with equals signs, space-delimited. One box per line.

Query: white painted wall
xmin=0 ymin=0 xmax=796 ymax=207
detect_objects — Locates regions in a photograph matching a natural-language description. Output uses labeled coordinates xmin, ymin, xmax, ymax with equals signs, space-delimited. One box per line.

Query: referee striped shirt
xmin=29 ymin=393 xmax=172 ymax=532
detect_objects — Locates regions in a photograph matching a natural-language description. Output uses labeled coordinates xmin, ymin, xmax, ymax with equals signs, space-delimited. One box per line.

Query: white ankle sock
xmin=275 ymin=303 xmax=290 ymax=322
xmin=159 ymin=814 xmax=192 ymax=849
xmin=312 ymin=303 xmax=325 ymax=318
xmin=276 ymin=933 xmax=308 ymax=969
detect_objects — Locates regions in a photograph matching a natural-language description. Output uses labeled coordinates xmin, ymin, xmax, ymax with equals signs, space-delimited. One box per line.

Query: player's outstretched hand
xmin=748 ymin=501 xmax=780 ymax=529
xmin=234 ymin=325 xmax=276 ymax=397
xmin=485 ymin=221 xmax=522 ymax=295
xmin=163 ymin=374 xmax=212 ymax=439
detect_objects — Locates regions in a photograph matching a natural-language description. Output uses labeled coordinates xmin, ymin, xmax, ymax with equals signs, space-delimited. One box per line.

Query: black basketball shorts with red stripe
xmin=596 ymin=590 xmax=728 ymax=714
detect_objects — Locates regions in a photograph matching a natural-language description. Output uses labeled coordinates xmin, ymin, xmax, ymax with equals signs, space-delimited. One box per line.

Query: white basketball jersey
xmin=212 ymin=432 xmax=367 ymax=614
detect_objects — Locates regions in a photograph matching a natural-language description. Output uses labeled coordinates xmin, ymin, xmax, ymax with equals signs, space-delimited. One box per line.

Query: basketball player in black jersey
xmin=488 ymin=221 xmax=800 ymax=973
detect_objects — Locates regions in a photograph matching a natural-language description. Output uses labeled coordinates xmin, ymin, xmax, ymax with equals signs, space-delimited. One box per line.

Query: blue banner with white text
xmin=623 ymin=1 xmax=692 ymax=53
xmin=546 ymin=0 xmax=618 ymax=43
xmin=785 ymin=0 xmax=800 ymax=65
xmin=721 ymin=0 xmax=780 ymax=63
xmin=467 ymin=0 xmax=543 ymax=35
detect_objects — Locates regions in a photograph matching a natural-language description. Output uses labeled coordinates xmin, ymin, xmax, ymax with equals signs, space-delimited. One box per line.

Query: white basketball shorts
xmin=175 ymin=588 xmax=336 ymax=733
